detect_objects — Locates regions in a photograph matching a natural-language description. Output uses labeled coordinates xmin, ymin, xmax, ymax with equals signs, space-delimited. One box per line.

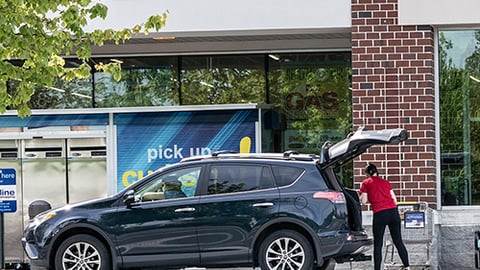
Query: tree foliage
xmin=439 ymin=30 xmax=480 ymax=205
xmin=0 ymin=0 xmax=167 ymax=117
xmin=181 ymin=68 xmax=265 ymax=105
xmin=95 ymin=67 xmax=179 ymax=107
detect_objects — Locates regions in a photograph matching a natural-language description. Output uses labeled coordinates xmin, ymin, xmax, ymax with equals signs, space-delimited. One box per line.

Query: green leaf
xmin=89 ymin=3 xmax=108 ymax=19
xmin=0 ymin=0 xmax=167 ymax=116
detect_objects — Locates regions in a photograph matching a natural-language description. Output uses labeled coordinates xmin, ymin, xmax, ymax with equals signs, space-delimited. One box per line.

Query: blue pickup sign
xmin=0 ymin=168 xmax=17 ymax=213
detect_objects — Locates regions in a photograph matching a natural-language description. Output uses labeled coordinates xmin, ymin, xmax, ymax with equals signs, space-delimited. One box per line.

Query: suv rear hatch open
xmin=318 ymin=127 xmax=408 ymax=263
xmin=319 ymin=127 xmax=408 ymax=169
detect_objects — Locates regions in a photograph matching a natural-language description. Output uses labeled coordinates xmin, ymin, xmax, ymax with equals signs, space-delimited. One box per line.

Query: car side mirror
xmin=123 ymin=190 xmax=135 ymax=206
xmin=28 ymin=200 xmax=52 ymax=219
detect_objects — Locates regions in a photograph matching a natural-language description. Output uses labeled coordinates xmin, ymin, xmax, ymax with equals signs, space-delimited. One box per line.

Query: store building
xmin=1 ymin=0 xmax=480 ymax=269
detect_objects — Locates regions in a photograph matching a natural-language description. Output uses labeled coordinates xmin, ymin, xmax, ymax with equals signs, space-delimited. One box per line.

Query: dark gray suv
xmin=22 ymin=127 xmax=407 ymax=270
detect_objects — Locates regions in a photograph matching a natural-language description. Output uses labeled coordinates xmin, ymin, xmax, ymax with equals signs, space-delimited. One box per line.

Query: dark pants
xmin=373 ymin=208 xmax=409 ymax=270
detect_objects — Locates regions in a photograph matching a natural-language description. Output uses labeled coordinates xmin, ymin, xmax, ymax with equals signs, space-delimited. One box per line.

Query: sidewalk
xmin=334 ymin=262 xmax=373 ymax=270
xmin=185 ymin=262 xmax=373 ymax=270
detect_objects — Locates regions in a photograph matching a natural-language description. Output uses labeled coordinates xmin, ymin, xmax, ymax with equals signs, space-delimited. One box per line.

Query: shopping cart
xmin=383 ymin=202 xmax=433 ymax=270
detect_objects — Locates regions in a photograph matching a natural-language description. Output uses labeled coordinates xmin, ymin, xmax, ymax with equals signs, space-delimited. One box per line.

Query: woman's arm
xmin=390 ymin=190 xmax=398 ymax=204
xmin=360 ymin=192 xmax=368 ymax=205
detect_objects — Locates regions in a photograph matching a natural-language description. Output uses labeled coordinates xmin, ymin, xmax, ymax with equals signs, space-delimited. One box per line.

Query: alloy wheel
xmin=264 ymin=236 xmax=306 ymax=270
xmin=60 ymin=241 xmax=102 ymax=270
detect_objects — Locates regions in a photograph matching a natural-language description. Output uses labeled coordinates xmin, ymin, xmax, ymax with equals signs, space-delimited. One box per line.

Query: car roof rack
xmin=283 ymin=150 xmax=299 ymax=158
xmin=283 ymin=151 xmax=319 ymax=161
xmin=179 ymin=150 xmax=239 ymax=162
xmin=180 ymin=150 xmax=318 ymax=163
xmin=211 ymin=150 xmax=239 ymax=157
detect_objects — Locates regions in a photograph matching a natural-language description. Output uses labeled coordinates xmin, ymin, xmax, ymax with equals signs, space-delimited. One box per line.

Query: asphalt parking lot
xmin=183 ymin=262 xmax=372 ymax=270
xmin=3 ymin=262 xmax=371 ymax=270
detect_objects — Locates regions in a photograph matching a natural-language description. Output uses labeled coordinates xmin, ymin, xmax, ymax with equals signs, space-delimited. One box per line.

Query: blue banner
xmin=0 ymin=168 xmax=17 ymax=213
xmin=0 ymin=114 xmax=109 ymax=127
xmin=115 ymin=110 xmax=257 ymax=191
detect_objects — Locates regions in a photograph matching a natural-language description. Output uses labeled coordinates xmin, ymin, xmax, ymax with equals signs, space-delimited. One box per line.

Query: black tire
xmin=259 ymin=230 xmax=314 ymax=270
xmin=54 ymin=234 xmax=111 ymax=270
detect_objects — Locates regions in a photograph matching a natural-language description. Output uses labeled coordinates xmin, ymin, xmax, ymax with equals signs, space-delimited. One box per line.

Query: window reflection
xmin=180 ymin=55 xmax=266 ymax=105
xmin=15 ymin=53 xmax=352 ymax=167
xmin=135 ymin=167 xmax=200 ymax=203
xmin=208 ymin=165 xmax=274 ymax=194
xmin=268 ymin=52 xmax=351 ymax=154
xmin=93 ymin=56 xmax=179 ymax=107
xmin=10 ymin=76 xmax=93 ymax=110
xmin=439 ymin=30 xmax=480 ymax=206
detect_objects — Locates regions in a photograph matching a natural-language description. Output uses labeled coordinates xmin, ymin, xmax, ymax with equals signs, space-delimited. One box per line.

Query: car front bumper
xmin=22 ymin=237 xmax=49 ymax=270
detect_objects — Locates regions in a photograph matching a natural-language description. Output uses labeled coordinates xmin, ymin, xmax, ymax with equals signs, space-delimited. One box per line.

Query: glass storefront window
xmin=29 ymin=78 xmax=93 ymax=109
xmin=8 ymin=52 xmax=353 ymax=186
xmin=439 ymin=30 xmax=480 ymax=206
xmin=180 ymin=55 xmax=266 ymax=105
xmin=9 ymin=59 xmax=94 ymax=110
xmin=268 ymin=52 xmax=352 ymax=154
xmin=94 ymin=57 xmax=179 ymax=107
xmin=7 ymin=52 xmax=353 ymax=186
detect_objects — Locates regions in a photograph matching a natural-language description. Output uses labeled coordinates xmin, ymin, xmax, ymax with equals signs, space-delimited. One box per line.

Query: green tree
xmin=181 ymin=68 xmax=265 ymax=105
xmin=438 ymin=30 xmax=480 ymax=205
xmin=95 ymin=67 xmax=179 ymax=107
xmin=439 ymin=32 xmax=465 ymax=155
xmin=0 ymin=0 xmax=167 ymax=117
xmin=438 ymin=32 xmax=467 ymax=204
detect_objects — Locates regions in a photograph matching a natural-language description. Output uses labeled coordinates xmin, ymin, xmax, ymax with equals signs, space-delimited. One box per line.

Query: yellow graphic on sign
xmin=240 ymin=136 xmax=251 ymax=153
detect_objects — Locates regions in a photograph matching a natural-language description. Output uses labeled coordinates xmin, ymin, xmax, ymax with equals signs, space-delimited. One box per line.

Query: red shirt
xmin=360 ymin=176 xmax=397 ymax=213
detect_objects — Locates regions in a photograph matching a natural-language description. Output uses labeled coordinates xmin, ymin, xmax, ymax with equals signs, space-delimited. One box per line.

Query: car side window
xmin=135 ymin=166 xmax=201 ymax=202
xmin=207 ymin=165 xmax=275 ymax=195
xmin=271 ymin=165 xmax=304 ymax=186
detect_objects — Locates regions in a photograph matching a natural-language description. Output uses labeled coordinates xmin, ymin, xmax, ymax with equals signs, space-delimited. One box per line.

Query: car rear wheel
xmin=54 ymin=234 xmax=111 ymax=270
xmin=259 ymin=230 xmax=314 ymax=270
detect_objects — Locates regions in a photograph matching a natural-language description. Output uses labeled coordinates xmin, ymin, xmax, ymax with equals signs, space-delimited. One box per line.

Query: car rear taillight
xmin=313 ymin=191 xmax=346 ymax=204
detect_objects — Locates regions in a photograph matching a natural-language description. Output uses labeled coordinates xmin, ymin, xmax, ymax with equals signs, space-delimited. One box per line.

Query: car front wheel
xmin=54 ymin=234 xmax=111 ymax=270
xmin=259 ymin=230 xmax=314 ymax=270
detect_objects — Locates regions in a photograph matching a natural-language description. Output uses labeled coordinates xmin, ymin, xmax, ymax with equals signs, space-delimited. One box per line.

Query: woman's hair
xmin=365 ymin=163 xmax=378 ymax=176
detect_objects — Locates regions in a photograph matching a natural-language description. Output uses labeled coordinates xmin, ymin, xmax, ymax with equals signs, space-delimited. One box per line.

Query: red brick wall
xmin=351 ymin=0 xmax=437 ymax=208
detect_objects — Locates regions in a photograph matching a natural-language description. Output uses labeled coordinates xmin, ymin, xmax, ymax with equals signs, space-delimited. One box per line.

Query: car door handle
xmin=174 ymin=207 xmax=196 ymax=213
xmin=252 ymin=202 xmax=274 ymax=208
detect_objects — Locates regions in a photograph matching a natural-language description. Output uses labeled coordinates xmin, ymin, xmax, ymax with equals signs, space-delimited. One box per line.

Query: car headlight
xmin=33 ymin=211 xmax=57 ymax=225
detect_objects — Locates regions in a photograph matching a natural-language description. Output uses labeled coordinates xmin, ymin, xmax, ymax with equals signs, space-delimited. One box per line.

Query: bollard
xmin=0 ymin=214 xmax=3 ymax=269
xmin=476 ymin=231 xmax=480 ymax=269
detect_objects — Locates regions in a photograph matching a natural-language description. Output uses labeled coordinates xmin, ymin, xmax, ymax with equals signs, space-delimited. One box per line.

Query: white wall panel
xmin=399 ymin=0 xmax=480 ymax=26
xmin=87 ymin=0 xmax=351 ymax=33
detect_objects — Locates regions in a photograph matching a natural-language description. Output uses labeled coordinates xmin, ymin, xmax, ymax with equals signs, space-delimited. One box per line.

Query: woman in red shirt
xmin=360 ymin=163 xmax=410 ymax=270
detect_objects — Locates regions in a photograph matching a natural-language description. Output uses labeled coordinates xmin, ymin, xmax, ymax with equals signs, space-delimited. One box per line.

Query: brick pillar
xmin=351 ymin=0 xmax=437 ymax=208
